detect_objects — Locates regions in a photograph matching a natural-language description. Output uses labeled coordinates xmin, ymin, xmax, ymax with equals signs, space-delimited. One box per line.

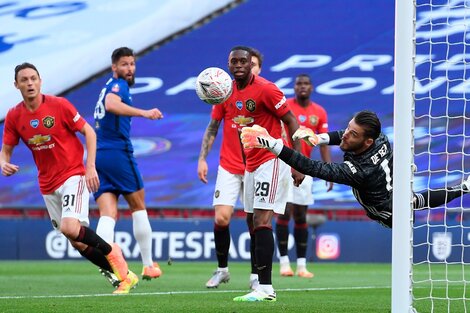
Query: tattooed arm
xmin=197 ymin=119 xmax=221 ymax=183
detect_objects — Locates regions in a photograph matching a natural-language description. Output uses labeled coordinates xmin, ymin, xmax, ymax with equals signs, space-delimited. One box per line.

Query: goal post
xmin=392 ymin=0 xmax=415 ymax=312
xmin=393 ymin=1 xmax=470 ymax=312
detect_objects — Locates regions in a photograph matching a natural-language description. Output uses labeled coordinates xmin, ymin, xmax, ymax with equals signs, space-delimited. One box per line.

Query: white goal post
xmin=392 ymin=0 xmax=415 ymax=312
xmin=393 ymin=1 xmax=470 ymax=312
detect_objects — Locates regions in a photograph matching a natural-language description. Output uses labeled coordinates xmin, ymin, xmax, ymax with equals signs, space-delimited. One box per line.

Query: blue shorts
xmin=94 ymin=149 xmax=144 ymax=200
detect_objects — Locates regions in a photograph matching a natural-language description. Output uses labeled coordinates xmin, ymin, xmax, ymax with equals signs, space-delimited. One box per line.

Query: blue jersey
xmin=94 ymin=77 xmax=133 ymax=151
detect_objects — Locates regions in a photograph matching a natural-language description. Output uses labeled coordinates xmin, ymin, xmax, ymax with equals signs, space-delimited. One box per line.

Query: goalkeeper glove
xmin=240 ymin=124 xmax=283 ymax=155
xmin=292 ymin=126 xmax=319 ymax=146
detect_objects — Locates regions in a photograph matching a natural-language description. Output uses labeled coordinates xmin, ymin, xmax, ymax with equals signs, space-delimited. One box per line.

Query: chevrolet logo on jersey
xmin=233 ymin=115 xmax=254 ymax=126
xmin=28 ymin=134 xmax=51 ymax=145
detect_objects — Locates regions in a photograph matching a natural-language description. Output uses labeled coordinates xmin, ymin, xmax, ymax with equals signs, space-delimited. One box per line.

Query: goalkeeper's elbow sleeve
xmin=270 ymin=139 xmax=284 ymax=156
xmin=317 ymin=133 xmax=330 ymax=145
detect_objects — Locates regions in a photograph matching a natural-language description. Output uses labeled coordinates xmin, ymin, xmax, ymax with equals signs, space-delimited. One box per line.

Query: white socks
xmin=132 ymin=210 xmax=154 ymax=267
xmin=297 ymin=258 xmax=307 ymax=267
xmin=279 ymin=255 xmax=290 ymax=265
xmin=96 ymin=215 xmax=115 ymax=243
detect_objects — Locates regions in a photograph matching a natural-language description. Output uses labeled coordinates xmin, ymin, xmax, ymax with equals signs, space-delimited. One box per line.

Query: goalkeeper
xmin=241 ymin=110 xmax=470 ymax=228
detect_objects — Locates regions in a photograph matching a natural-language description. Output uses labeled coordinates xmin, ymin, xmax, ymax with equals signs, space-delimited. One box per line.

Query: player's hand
xmin=85 ymin=166 xmax=100 ymax=193
xmin=197 ymin=159 xmax=208 ymax=184
xmin=143 ymin=108 xmax=163 ymax=120
xmin=292 ymin=126 xmax=319 ymax=147
xmin=240 ymin=125 xmax=280 ymax=150
xmin=0 ymin=162 xmax=19 ymax=176
xmin=292 ymin=169 xmax=305 ymax=187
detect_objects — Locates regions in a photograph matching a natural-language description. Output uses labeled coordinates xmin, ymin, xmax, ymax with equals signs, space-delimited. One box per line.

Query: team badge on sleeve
xmin=274 ymin=96 xmax=286 ymax=109
xmin=73 ymin=112 xmax=81 ymax=123
xmin=42 ymin=116 xmax=55 ymax=128
xmin=112 ymin=83 xmax=120 ymax=92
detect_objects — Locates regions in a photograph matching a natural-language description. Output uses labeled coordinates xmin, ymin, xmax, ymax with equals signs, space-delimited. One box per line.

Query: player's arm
xmin=79 ymin=123 xmax=100 ymax=192
xmin=281 ymin=111 xmax=305 ymax=186
xmin=105 ymin=93 xmax=163 ymax=120
xmin=241 ymin=125 xmax=362 ymax=187
xmin=0 ymin=144 xmax=19 ymax=176
xmin=279 ymin=146 xmax=362 ymax=187
xmin=197 ymin=119 xmax=221 ymax=184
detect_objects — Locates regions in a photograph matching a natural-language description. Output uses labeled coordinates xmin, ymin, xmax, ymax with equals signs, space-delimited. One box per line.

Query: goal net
xmin=393 ymin=1 xmax=470 ymax=312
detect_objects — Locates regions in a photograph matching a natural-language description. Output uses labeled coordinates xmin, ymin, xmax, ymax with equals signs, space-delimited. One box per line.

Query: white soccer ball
xmin=195 ymin=67 xmax=233 ymax=105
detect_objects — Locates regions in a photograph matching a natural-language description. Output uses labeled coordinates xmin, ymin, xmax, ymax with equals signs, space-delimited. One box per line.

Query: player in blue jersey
xmin=93 ymin=47 xmax=164 ymax=289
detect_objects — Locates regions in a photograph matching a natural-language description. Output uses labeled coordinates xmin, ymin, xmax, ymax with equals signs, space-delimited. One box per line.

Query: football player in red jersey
xmin=198 ymin=47 xmax=264 ymax=290
xmin=228 ymin=46 xmax=304 ymax=302
xmin=277 ymin=74 xmax=333 ymax=278
xmin=0 ymin=63 xmax=132 ymax=294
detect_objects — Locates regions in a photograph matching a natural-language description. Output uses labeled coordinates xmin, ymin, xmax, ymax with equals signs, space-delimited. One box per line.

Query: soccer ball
xmin=195 ymin=67 xmax=233 ymax=105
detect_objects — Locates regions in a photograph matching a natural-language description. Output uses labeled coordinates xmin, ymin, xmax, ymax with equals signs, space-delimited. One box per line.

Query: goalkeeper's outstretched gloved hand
xmin=240 ymin=125 xmax=283 ymax=154
xmin=292 ymin=126 xmax=319 ymax=147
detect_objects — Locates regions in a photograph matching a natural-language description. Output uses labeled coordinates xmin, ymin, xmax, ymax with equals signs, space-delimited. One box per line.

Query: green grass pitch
xmin=0 ymin=261 xmax=465 ymax=312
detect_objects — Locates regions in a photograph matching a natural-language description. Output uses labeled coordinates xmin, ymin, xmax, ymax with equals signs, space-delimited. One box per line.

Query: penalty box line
xmin=0 ymin=285 xmax=390 ymax=300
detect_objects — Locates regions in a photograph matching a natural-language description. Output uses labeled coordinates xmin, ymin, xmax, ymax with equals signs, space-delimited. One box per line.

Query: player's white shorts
xmin=43 ymin=175 xmax=90 ymax=231
xmin=213 ymin=165 xmax=244 ymax=207
xmin=287 ymin=175 xmax=314 ymax=206
xmin=244 ymin=158 xmax=290 ymax=214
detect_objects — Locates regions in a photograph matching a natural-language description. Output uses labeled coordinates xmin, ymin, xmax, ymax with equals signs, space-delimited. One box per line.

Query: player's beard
xmin=340 ymin=139 xmax=365 ymax=154
xmin=118 ymin=74 xmax=135 ymax=87
xmin=127 ymin=76 xmax=135 ymax=87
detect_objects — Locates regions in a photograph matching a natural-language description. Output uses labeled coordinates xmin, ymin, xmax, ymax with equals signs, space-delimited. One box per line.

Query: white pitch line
xmin=0 ymin=285 xmax=390 ymax=300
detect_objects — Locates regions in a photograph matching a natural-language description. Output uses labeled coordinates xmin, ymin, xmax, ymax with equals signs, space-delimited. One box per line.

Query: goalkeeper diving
xmin=240 ymin=110 xmax=470 ymax=228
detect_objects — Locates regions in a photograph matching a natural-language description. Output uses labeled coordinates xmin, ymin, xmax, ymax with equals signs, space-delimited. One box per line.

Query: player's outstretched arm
xmin=105 ymin=93 xmax=163 ymax=120
xmin=0 ymin=144 xmax=19 ymax=176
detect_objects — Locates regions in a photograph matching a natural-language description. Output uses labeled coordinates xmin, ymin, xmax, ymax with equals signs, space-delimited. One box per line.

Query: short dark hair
xmin=111 ymin=47 xmax=135 ymax=64
xmin=353 ymin=110 xmax=381 ymax=140
xmin=230 ymin=45 xmax=253 ymax=57
xmin=296 ymin=73 xmax=312 ymax=83
xmin=249 ymin=47 xmax=264 ymax=68
xmin=14 ymin=62 xmax=40 ymax=81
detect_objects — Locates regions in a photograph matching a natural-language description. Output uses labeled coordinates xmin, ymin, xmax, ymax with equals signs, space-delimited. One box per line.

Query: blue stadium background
xmin=0 ymin=0 xmax=398 ymax=209
xmin=1 ymin=0 xmax=469 ymax=262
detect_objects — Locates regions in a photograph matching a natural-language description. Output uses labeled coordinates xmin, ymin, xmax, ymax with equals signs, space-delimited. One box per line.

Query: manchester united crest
xmin=309 ymin=115 xmax=319 ymax=126
xmin=42 ymin=116 xmax=55 ymax=128
xmin=246 ymin=99 xmax=256 ymax=112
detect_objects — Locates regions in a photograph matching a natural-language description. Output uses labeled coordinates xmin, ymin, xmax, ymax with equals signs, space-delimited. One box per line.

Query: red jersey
xmin=226 ymin=75 xmax=290 ymax=172
xmin=3 ymin=95 xmax=87 ymax=194
xmin=287 ymin=98 xmax=329 ymax=157
xmin=211 ymin=97 xmax=245 ymax=175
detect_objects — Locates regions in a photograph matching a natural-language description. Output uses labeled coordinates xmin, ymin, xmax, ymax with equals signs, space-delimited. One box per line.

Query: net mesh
xmin=413 ymin=0 xmax=470 ymax=311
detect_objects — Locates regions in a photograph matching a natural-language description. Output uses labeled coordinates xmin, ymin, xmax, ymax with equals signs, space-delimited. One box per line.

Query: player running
xmin=1 ymin=63 xmax=132 ymax=294
xmin=93 ymin=47 xmax=163 ymax=289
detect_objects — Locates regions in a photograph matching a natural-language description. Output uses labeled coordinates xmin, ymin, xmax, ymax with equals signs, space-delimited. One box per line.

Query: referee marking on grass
xmin=0 ymin=286 xmax=390 ymax=300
